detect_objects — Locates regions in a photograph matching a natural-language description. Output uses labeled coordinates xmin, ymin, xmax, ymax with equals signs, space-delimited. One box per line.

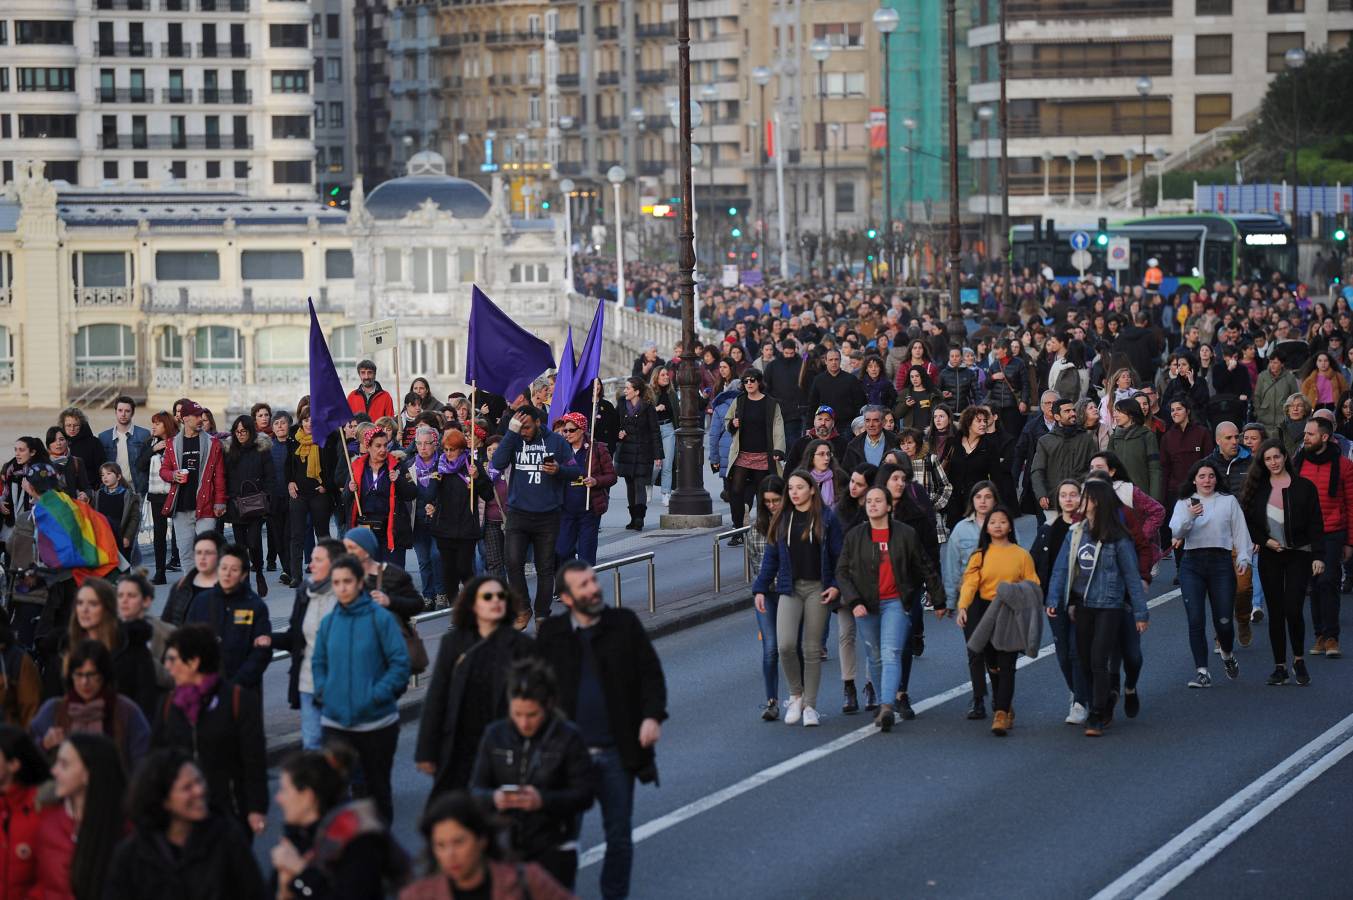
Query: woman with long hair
xmin=1 ymin=436 xmax=48 ymax=538
xmin=927 ymin=405 xmax=959 ymax=469
xmin=896 ymin=366 xmax=941 ymax=431
xmin=752 ymin=470 xmax=845 ymax=727
xmin=57 ymin=576 xmax=157 ymax=717
xmin=1301 ymin=350 xmax=1348 ymax=413
xmin=1169 ymin=459 xmax=1251 ymax=688
xmin=1031 ymin=479 xmax=1091 ymax=725
xmin=1107 ymin=398 xmax=1162 ymax=501
xmin=834 ymin=463 xmax=878 ymax=532
xmin=1238 ymin=438 xmax=1324 ymax=687
xmin=0 ymin=725 xmax=49 ymax=897
xmin=802 ymin=438 xmax=849 ymax=509
xmin=748 ymin=476 xmax=788 ymax=721
xmin=416 ymin=575 xmax=534 ymax=799
xmin=614 ymin=376 xmax=664 ymax=531
xmin=649 ymin=365 xmax=679 ymax=505
xmin=956 ymin=507 xmax=1039 ymax=734
xmin=898 ymin=428 xmax=953 ymax=545
xmin=859 ymin=354 xmax=897 ymax=411
xmin=44 ymin=426 xmax=91 ymax=501
xmin=1046 ymin=479 xmax=1150 ymax=736
xmin=722 ymin=368 xmax=786 ymax=532
xmin=894 ymin=339 xmax=939 ymax=391
xmin=31 ymin=733 xmax=126 ymax=900
xmin=944 ymin=406 xmax=1005 ymax=529
xmin=1076 ymin=397 xmax=1110 ymax=450
xmin=1099 ymin=367 xmax=1140 ymax=428
xmin=223 ymin=414 xmax=275 ymax=598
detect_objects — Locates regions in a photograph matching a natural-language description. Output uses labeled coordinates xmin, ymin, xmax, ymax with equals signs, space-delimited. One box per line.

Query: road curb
xmin=264 ymin=590 xmax=755 ymax=764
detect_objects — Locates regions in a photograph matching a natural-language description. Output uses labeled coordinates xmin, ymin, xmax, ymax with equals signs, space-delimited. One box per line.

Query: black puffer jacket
xmin=613 ymin=401 xmax=663 ymax=478
xmin=103 ymin=815 xmax=265 ymax=900
xmin=222 ymin=434 xmax=276 ymax=521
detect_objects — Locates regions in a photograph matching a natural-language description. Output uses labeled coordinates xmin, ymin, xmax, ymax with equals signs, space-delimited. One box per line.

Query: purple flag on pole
xmin=558 ymin=298 xmax=605 ymax=414
xmin=307 ymin=298 xmax=351 ymax=448
xmin=465 ymin=284 xmax=556 ymax=401
xmin=551 ymin=327 xmax=577 ymax=424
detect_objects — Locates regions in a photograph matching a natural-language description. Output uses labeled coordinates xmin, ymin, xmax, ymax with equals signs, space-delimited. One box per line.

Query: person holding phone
xmin=1169 ymin=460 xmax=1252 ymax=689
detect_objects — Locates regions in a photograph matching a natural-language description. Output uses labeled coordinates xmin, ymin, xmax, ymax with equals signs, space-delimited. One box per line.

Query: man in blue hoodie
xmin=492 ymin=407 xmax=582 ymax=629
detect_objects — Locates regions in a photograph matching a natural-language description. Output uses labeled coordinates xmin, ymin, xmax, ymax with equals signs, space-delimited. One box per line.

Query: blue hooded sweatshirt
xmin=311 ymin=591 xmax=411 ymax=728
xmin=490 ymin=427 xmax=581 ymax=514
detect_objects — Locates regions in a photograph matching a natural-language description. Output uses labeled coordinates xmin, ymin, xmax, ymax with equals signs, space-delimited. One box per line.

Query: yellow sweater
xmin=959 ymin=542 xmax=1040 ymax=610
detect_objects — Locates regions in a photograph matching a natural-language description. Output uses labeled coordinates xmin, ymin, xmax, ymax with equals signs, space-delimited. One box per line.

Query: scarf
xmin=171 ymin=673 xmax=221 ymax=726
xmin=809 ymin=467 xmax=836 ymax=507
xmin=441 ymin=450 xmax=471 ymax=486
xmin=1297 ymin=442 xmax=1341 ymax=497
xmin=295 ymin=430 xmax=323 ymax=481
xmin=861 ymin=375 xmax=889 ymax=407
xmin=64 ymin=696 xmax=109 ymax=733
xmin=411 ymin=453 xmax=441 ymax=487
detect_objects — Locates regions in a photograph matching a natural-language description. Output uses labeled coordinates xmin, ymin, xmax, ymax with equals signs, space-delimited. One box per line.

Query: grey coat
xmin=966 ymin=579 xmax=1045 ymax=658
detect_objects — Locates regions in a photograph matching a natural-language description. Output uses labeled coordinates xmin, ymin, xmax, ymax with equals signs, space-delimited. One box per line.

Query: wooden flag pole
xmin=469 ymin=381 xmax=477 ymax=514
xmin=339 ymin=428 xmax=363 ymax=518
xmin=584 ymin=378 xmax=599 ymax=512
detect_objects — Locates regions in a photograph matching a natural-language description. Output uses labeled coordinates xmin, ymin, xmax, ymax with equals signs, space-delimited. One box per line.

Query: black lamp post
xmin=753 ymin=65 xmax=772 ymax=275
xmin=873 ymin=7 xmax=899 ymax=283
xmin=811 ymin=38 xmax=831 ymax=277
xmin=1135 ymin=75 xmax=1152 ymax=217
xmin=1285 ymin=47 xmax=1306 ymax=234
xmin=944 ymin=0 xmax=963 ymax=342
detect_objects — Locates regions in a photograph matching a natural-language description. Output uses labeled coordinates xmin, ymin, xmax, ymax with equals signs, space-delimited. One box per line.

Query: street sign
xmin=721 ymin=264 xmax=739 ymax=287
xmin=1071 ymin=249 xmax=1092 ymax=273
xmin=1069 ymin=230 xmax=1091 ymax=251
xmin=1106 ymin=236 xmax=1131 ymax=270
xmin=359 ymin=319 xmax=398 ymax=357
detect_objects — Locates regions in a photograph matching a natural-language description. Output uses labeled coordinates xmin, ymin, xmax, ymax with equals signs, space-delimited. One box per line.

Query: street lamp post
xmin=669 ymin=0 xmax=714 ymax=520
xmin=978 ymin=104 xmax=994 ymax=266
xmin=829 ymin=122 xmax=841 ymax=235
xmin=944 ymin=0 xmax=962 ymax=341
xmin=702 ymin=83 xmax=718 ymax=267
xmin=607 ymin=165 xmax=627 ymax=331
xmin=1123 ymin=148 xmax=1136 ymax=212
xmin=1153 ymin=147 xmax=1167 ymax=208
xmin=903 ymin=116 xmax=917 ymax=225
xmin=811 ymin=38 xmax=831 ymax=277
xmin=629 ymin=106 xmax=646 ymax=254
xmin=1067 ymin=149 xmax=1079 ymax=206
xmin=1135 ymin=75 xmax=1152 ymax=216
xmin=1093 ymin=148 xmax=1104 ymax=207
xmin=873 ymin=6 xmax=899 ymax=283
xmin=1285 ymin=47 xmax=1306 ymax=235
xmin=560 ymin=177 xmax=575 ymax=288
xmin=752 ymin=65 xmax=772 ymax=275
xmin=1042 ymin=149 xmax=1053 ymax=200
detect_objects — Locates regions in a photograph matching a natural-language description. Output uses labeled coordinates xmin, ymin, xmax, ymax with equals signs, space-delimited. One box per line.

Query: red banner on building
xmin=765 ymin=119 xmax=775 ymax=159
xmin=868 ymin=107 xmax=886 ymax=150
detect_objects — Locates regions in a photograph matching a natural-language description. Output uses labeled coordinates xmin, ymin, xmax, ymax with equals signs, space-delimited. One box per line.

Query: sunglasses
xmin=561 ymin=426 xmax=579 ymax=433
xmin=477 ymin=590 xmax=507 ymax=601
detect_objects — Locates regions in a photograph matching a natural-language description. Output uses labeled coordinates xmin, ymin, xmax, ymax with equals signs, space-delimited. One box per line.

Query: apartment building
xmin=967 ymin=0 xmax=1353 ymax=220
xmin=311 ymin=0 xmax=358 ymax=193
xmin=0 ymin=0 xmax=317 ymax=198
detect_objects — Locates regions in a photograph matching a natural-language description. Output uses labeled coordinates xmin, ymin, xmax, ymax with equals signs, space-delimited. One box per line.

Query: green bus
xmin=1009 ymin=214 xmax=1295 ymax=295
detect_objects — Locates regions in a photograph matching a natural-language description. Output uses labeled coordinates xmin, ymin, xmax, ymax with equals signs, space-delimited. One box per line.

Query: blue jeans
xmin=1250 ymin=548 xmax=1265 ymax=612
xmin=411 ymin=523 xmax=442 ymax=601
xmin=590 ymin=748 xmax=636 ymax=900
xmin=754 ymin=595 xmax=780 ymax=701
xmin=657 ymin=422 xmax=675 ymax=492
xmin=856 ymin=599 xmax=913 ymax=705
xmin=1048 ymin=606 xmax=1090 ymax=706
xmin=557 ymin=509 xmax=601 ymax=566
xmin=1179 ymin=548 xmax=1237 ymax=668
xmin=1310 ymin=528 xmax=1345 ymax=640
xmin=299 ymin=691 xmax=323 ymax=750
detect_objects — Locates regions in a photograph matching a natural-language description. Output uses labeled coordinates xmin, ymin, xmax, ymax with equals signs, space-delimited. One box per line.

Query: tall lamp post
xmin=456 ymin=132 xmax=469 ymax=177
xmin=944 ymin=0 xmax=963 ymax=341
xmin=669 ymin=0 xmax=714 ymax=520
xmin=607 ymin=165 xmax=627 ymax=334
xmin=1093 ymin=148 xmax=1104 ymax=207
xmin=903 ymin=116 xmax=917 ymax=224
xmin=1134 ymin=75 xmax=1152 ymax=216
xmin=560 ymin=177 xmax=575 ymax=288
xmin=1042 ymin=149 xmax=1054 ymax=199
xmin=1122 ymin=148 xmax=1136 ymax=212
xmin=1285 ymin=46 xmax=1306 ymax=235
xmin=810 ymin=38 xmax=831 ymax=277
xmin=701 ymin=83 xmax=719 ymax=266
xmin=629 ymin=106 xmax=646 ymax=253
xmin=873 ymin=6 xmax=899 ymax=283
xmin=977 ymin=104 xmax=994 ymax=265
xmin=752 ymin=65 xmax=772 ymax=274
xmin=1067 ymin=149 xmax=1079 ymax=206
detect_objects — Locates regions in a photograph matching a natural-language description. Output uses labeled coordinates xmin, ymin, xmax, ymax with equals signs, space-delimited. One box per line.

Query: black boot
xmin=633 ymin=505 xmax=646 ymax=531
xmin=862 ymin=681 xmax=878 ymax=711
xmin=626 ymin=505 xmax=641 ymax=530
xmin=842 ymin=680 xmax=859 ymax=714
xmin=966 ymin=694 xmax=986 ymax=720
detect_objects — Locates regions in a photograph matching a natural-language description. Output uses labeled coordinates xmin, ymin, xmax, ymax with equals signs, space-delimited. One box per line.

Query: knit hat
xmin=344 ymin=526 xmax=379 ymax=559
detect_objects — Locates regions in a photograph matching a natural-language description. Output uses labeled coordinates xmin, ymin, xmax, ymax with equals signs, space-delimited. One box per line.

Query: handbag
xmin=377 ymin=567 xmax=428 ymax=675
xmin=233 ymin=480 xmax=269 ymax=521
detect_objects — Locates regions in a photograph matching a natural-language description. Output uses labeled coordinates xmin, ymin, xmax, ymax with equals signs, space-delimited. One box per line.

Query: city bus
xmin=1009 ymin=214 xmax=1295 ymax=296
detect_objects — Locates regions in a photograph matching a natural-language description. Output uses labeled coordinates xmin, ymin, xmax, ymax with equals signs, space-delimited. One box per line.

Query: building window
xmin=1195 ymin=0 xmax=1230 ymax=13
xmin=1331 ymin=31 xmax=1352 ymax=52
xmin=271 ymin=115 xmax=311 ymax=139
xmin=325 ymin=249 xmax=354 ymax=279
xmin=193 ymin=326 xmax=244 ymax=370
xmin=271 ymin=70 xmax=309 ymax=93
xmin=458 ymin=248 xmax=476 ymax=282
xmin=1 ymin=116 xmax=10 ymax=139
xmin=73 ymin=325 xmax=136 ymax=380
xmin=1267 ymin=33 xmax=1304 ymax=72
xmin=16 ymin=20 xmax=73 ymax=44
xmin=509 ymin=263 xmax=549 ymax=283
xmin=158 ymin=327 xmax=183 ymax=368
xmin=313 ymin=58 xmax=324 ymax=84
xmin=133 ymin=160 xmax=148 ymax=179
xmin=384 ymin=248 xmax=402 ymax=284
xmin=329 ymin=101 xmax=342 ymax=123
xmin=824 ymin=72 xmax=865 ymax=98
xmin=255 ymin=327 xmax=308 ymax=371
xmin=234 ymin=160 xmax=248 ymax=179
xmin=810 ymin=23 xmax=862 ymax=49
xmin=272 ymin=160 xmax=312 ymax=184
xmin=1008 ymin=40 xmax=1173 ymax=79
xmin=242 ymin=249 xmax=304 ymax=280
xmin=155 ymin=250 xmax=220 ymax=281
xmin=314 ymin=104 xmax=325 ymax=128
xmin=17 ymin=114 xmax=77 ymax=138
xmin=269 ymin=24 xmax=309 ymax=48
xmin=327 ymin=146 xmax=343 ymax=172
xmin=1268 ymin=0 xmax=1303 ymax=11
xmin=835 ymin=180 xmax=855 ymax=214
xmin=326 ymin=57 xmax=341 ymax=81
xmin=1195 ymin=93 xmax=1232 ymax=133
xmin=1195 ymin=35 xmax=1231 ymax=75
xmin=77 ymin=252 xmax=129 ymax=288
xmin=103 ymin=161 xmax=118 ymax=180
xmin=411 ymin=248 xmax=448 ymax=293
xmin=326 ymin=14 xmax=340 ymax=39
xmin=330 ymin=326 xmax=358 ymax=370
xmin=206 ymin=160 xmax=220 ymax=179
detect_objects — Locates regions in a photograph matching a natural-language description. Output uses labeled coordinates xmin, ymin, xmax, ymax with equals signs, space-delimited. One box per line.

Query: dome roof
xmin=365 ymin=151 xmax=492 ymax=220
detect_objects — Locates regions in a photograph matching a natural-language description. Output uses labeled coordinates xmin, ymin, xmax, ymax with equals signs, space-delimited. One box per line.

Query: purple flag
xmin=465 ymin=285 xmax=555 ymax=401
xmin=551 ymin=327 xmax=577 ymax=424
xmin=560 ymin=298 xmax=605 ymax=414
xmin=307 ymin=298 xmax=350 ymax=448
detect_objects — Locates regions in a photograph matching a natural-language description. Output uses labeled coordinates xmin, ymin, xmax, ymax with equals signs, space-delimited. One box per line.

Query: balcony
xmin=73 ymin=286 xmax=135 ymax=306
xmin=160 ymin=42 xmax=193 ymax=58
xmin=597 ymin=116 xmax=620 ymax=130
xmin=96 ymin=88 xmax=152 ymax=103
xmin=195 ymin=0 xmax=250 ymax=10
xmin=94 ymin=42 xmax=154 ymax=58
xmin=594 ymin=25 xmax=619 ymax=40
xmin=98 ymin=133 xmax=254 ymax=149
xmin=1006 ymin=0 xmax=1172 ymax=20
xmin=636 ymin=22 xmax=675 ymax=38
xmin=73 ymin=364 xmax=139 ymax=387
xmin=437 ymin=75 xmax=462 ymax=91
xmin=196 ymin=42 xmax=250 ymax=58
xmin=644 ymin=114 xmax=668 ymax=130
xmin=161 ymin=88 xmax=195 ymax=103
xmin=1008 ymin=115 xmax=1171 ymax=138
xmin=557 ymin=73 xmax=580 ymax=87
xmin=200 ymin=88 xmax=252 ymax=103
xmin=1008 ymin=60 xmax=1172 ymax=79
xmin=597 ymin=70 xmax=620 ymax=85
xmin=487 ymin=117 xmax=511 ymax=129
xmin=640 ymin=160 xmax=664 ymax=176
xmin=637 ymin=68 xmax=669 ymax=84
xmin=555 ymin=29 xmax=579 ymax=43
xmin=486 ymin=30 xmax=543 ymax=45
xmin=94 ymin=0 xmax=151 ymax=9
xmin=558 ymin=161 xmax=582 ymax=175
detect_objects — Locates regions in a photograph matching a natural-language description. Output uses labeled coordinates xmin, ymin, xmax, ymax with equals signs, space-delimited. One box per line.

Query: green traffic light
xmin=541 ymin=200 xmax=550 ymax=209
xmin=867 ymin=229 xmax=877 ymax=239
xmin=728 ymin=206 xmax=738 ymax=216
xmin=1096 ymin=233 xmax=1109 ymax=246
xmin=1336 ymin=228 xmax=1349 ymax=241
xmin=731 ymin=228 xmax=742 ymax=238
xmin=329 ymin=186 xmax=340 ymax=196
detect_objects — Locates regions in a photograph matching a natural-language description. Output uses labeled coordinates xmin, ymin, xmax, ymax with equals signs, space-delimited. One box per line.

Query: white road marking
xmin=1092 ymin=709 xmax=1353 ymax=900
xmin=579 ymin=589 xmax=1181 ymax=869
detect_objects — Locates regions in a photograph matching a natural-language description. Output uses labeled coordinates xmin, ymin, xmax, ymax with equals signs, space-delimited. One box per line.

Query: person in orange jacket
xmin=347 ymin=359 xmax=396 ymax=420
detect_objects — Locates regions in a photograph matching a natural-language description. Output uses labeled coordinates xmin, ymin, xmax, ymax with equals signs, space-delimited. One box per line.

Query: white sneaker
xmin=1251 ymin=608 xmax=1265 ymax=623
xmin=1065 ymin=702 xmax=1088 ymax=725
xmin=784 ymin=697 xmax=804 ymax=725
xmin=661 ymin=491 xmax=670 ymax=506
xmin=802 ymin=706 xmax=821 ymax=727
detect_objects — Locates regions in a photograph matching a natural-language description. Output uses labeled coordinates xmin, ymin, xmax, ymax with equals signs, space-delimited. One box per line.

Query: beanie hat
xmin=344 ymin=526 xmax=379 ymax=559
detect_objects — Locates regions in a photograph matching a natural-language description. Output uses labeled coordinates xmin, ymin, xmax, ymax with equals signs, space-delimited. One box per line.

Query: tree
xmin=1245 ymin=46 xmax=1353 ymax=182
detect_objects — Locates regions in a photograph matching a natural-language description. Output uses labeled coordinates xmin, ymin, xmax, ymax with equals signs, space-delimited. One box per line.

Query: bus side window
xmin=1205 ymin=241 xmax=1231 ymax=283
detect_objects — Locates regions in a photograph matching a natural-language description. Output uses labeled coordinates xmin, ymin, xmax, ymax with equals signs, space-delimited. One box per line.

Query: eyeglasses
xmin=72 ymin=670 xmax=102 ymax=682
xmin=477 ymin=590 xmax=508 ymax=601
xmin=561 ymin=427 xmax=579 ymax=433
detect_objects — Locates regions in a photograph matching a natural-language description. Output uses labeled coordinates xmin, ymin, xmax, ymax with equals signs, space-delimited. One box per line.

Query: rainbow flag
xmin=33 ymin=490 xmax=120 ymax=584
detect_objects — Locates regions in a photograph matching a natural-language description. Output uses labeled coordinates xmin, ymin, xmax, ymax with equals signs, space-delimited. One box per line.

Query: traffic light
xmin=1095 ymin=217 xmax=1109 ymax=246
xmin=731 ymin=227 xmax=742 ymax=238
xmin=324 ymin=184 xmax=349 ymax=208
xmin=541 ymin=199 xmax=551 ymax=210
xmin=727 ymin=206 xmax=738 ymax=216
xmin=1336 ymin=227 xmax=1349 ymax=242
xmin=867 ymin=228 xmax=877 ymax=240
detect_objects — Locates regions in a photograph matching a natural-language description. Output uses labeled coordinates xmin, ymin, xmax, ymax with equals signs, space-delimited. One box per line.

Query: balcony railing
xmin=1008 ymin=115 xmax=1171 ymax=138
xmin=73 ymin=363 xmax=138 ymax=387
xmin=594 ymin=25 xmax=619 ymax=40
xmin=644 ymin=114 xmax=668 ymax=130
xmin=196 ymin=42 xmax=250 ymax=57
xmin=597 ymin=70 xmax=620 ymax=85
xmin=160 ymin=42 xmax=192 ymax=58
xmin=640 ymin=160 xmax=664 ymax=176
xmin=255 ymin=366 xmax=310 ymax=386
xmin=161 ymin=88 xmax=195 ymax=103
xmin=486 ymin=30 xmax=543 ymax=45
xmin=95 ymin=42 xmax=154 ymax=57
xmin=438 ymin=75 xmax=462 ymax=90
xmin=99 ymin=133 xmax=253 ymax=149
xmin=597 ymin=116 xmax=620 ymax=130
xmin=557 ymin=161 xmax=582 ymax=175
xmin=143 ymin=285 xmax=346 ymax=314
xmin=1008 ymin=60 xmax=1172 ymax=79
xmin=95 ymin=0 xmax=152 ymax=9
xmin=635 ymin=22 xmax=675 ymax=38
xmin=97 ymin=88 xmax=152 ymax=103
xmin=190 ymin=369 xmax=244 ymax=389
xmin=196 ymin=0 xmax=250 ymax=10
xmin=73 ymin=286 xmax=135 ymax=306
xmin=487 ymin=116 xmax=511 ymax=128
xmin=200 ymin=88 xmax=252 ymax=103
xmin=555 ymin=29 xmax=578 ymax=43
xmin=637 ymin=68 xmax=669 ymax=84
xmin=557 ymin=73 xmax=580 ymax=87
xmin=1006 ymin=0 xmax=1172 ymax=19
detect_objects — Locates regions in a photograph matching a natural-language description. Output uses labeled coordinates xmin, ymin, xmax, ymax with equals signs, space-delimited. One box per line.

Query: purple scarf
xmin=411 ymin=453 xmax=442 ymax=487
xmin=809 ymin=468 xmax=836 ymax=507
xmin=172 ymin=674 xmax=221 ymax=726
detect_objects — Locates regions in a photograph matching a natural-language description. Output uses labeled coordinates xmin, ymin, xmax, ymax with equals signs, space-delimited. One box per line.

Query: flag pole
xmin=469 ymin=380 xmax=477 ymax=514
xmin=584 ymin=378 xmax=599 ymax=511
xmin=339 ymin=428 xmax=363 ymax=518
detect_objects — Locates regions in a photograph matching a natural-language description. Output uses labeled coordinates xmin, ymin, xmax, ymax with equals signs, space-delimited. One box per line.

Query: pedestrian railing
xmin=711 ymin=527 xmax=751 ymax=594
xmin=270 ymin=604 xmax=454 ymax=663
xmin=595 ymin=551 xmax=657 ymax=613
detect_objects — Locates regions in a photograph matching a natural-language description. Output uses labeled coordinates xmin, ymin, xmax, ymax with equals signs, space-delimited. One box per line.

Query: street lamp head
xmin=976 ymin=104 xmax=994 ymax=122
xmin=752 ymin=65 xmax=772 ymax=86
xmin=485 ymin=130 xmax=497 ymax=141
xmin=558 ymin=116 xmax=574 ymax=130
xmin=1041 ymin=150 xmax=1054 ymax=162
xmin=1066 ymin=149 xmax=1079 ymax=162
xmin=1092 ymin=149 xmax=1105 ymax=162
xmin=1123 ymin=148 xmax=1137 ymax=162
xmin=810 ymin=39 xmax=832 ymax=63
xmin=402 ymin=135 xmax=414 ymax=148
xmin=559 ymin=178 xmax=575 ymax=193
xmin=670 ymin=99 xmax=704 ymax=130
xmin=1135 ymin=75 xmax=1153 ymax=97
xmin=902 ymin=117 xmax=917 ymax=130
xmin=1285 ymin=46 xmax=1307 ymax=69
xmin=690 ymin=144 xmax=703 ymax=167
xmin=829 ymin=122 xmax=840 ymax=133
xmin=1153 ymin=146 xmax=1168 ymax=159
xmin=606 ymin=165 xmax=627 ymax=184
xmin=872 ymin=7 xmax=900 ymax=33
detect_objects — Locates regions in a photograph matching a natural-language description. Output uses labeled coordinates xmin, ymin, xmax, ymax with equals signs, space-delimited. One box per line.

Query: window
xmin=411 ymin=248 xmax=448 ymax=293
xmin=73 ymin=325 xmax=136 ymax=377
xmin=17 ymin=68 xmax=74 ymax=92
xmin=158 ymin=327 xmax=183 ymax=368
xmin=155 ymin=250 xmax=220 ymax=281
xmin=206 ymin=160 xmax=220 ymax=179
xmin=406 ymin=338 xmax=457 ymax=377
xmin=272 ymin=160 xmax=312 ymax=183
xmin=78 ymin=252 xmax=128 ymax=287
xmin=129 ymin=70 xmax=145 ymax=101
xmin=128 ymin=23 xmax=145 ymax=56
xmin=509 ymin=263 xmax=549 ymax=283
xmin=326 ymin=57 xmax=341 ymax=81
xmin=234 ymin=160 xmax=248 ymax=179
xmin=325 ymin=249 xmax=354 ymax=279
xmin=329 ymin=101 xmax=342 ymax=123
xmin=170 ymin=115 xmax=186 ymax=149
xmin=45 ymin=161 xmax=78 ymax=184
xmin=1195 ymin=93 xmax=1231 ymax=133
xmin=835 ymin=180 xmax=855 ymax=214
xmin=1008 ymin=40 xmax=1173 ymax=79
xmin=1195 ymin=35 xmax=1231 ymax=75
xmin=169 ymin=160 xmax=187 ymax=179
xmin=384 ymin=248 xmax=402 ymax=284
xmin=326 ymin=14 xmax=340 ymax=39
xmin=269 ymin=24 xmax=308 ymax=48
xmin=271 ymin=115 xmax=311 ymax=139
xmin=1268 ymin=0 xmax=1303 ymax=10
xmin=0 ymin=70 xmax=7 ymax=92
xmin=1195 ymin=0 xmax=1230 ymax=12
xmin=255 ymin=327 xmax=308 ymax=368
xmin=314 ymin=104 xmax=326 ymax=128
xmin=327 ymin=146 xmax=343 ymax=172
xmin=1330 ymin=31 xmax=1352 ymax=53
xmin=133 ymin=160 xmax=148 ymax=179
xmin=193 ymin=326 xmax=243 ymax=370
xmin=330 ymin=326 xmax=358 ymax=370
xmin=458 ymin=248 xmax=476 ymax=282
xmin=1 ymin=116 xmax=10 ymax=139
xmin=1267 ymin=33 xmax=1303 ymax=72
xmin=242 ymin=249 xmax=304 ymax=280
xmin=18 ymin=114 xmax=76 ymax=138
xmin=811 ymin=22 xmax=862 ymax=49
xmin=102 ymin=160 xmax=118 ymax=180
xmin=271 ymin=70 xmax=309 ymax=93
xmin=15 ymin=20 xmax=73 ymax=45
xmin=823 ymin=72 xmax=865 ymax=98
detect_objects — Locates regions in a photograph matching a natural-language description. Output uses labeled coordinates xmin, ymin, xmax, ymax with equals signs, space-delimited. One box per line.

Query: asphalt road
xmin=254 ymin=525 xmax=1353 ymax=899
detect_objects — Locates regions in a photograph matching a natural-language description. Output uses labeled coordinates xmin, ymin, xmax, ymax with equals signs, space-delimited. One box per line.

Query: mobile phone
xmin=1191 ymin=496 xmax=1202 ymax=508
xmin=500 ymin=784 xmax=521 ymax=793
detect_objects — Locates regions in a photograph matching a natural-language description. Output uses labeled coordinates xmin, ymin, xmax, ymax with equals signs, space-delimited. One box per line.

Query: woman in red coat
xmin=0 ymin=726 xmax=47 ymax=897
xmin=29 ymin=733 xmax=126 ymax=900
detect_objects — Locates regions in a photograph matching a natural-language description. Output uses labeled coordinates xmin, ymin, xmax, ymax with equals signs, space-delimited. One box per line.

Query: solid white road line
xmin=578 ymin=588 xmax=1182 ymax=869
xmin=1092 ymin=709 xmax=1353 ymax=900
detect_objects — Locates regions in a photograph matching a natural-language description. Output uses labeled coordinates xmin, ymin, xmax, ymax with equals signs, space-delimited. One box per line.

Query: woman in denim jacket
xmin=1047 ymin=478 xmax=1150 ymax=737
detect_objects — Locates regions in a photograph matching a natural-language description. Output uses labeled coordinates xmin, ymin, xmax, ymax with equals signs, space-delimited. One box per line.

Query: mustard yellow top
xmin=958 ymin=542 xmax=1040 ymax=610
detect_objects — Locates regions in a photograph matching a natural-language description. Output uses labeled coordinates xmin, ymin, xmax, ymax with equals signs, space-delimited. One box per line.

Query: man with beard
xmin=784 ymin=406 xmax=848 ymax=473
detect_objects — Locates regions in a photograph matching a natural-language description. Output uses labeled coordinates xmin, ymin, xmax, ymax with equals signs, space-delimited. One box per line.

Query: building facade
xmin=311 ymin=0 xmax=358 ymax=194
xmin=0 ymin=152 xmax=569 ymax=413
xmin=0 ymin=0 xmax=318 ymax=198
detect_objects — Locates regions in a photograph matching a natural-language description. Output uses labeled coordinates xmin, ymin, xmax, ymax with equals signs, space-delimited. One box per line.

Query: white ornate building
xmin=0 ymin=152 xmax=570 ymax=414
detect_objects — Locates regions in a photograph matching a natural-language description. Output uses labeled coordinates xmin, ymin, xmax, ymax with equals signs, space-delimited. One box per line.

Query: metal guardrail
xmin=595 ymin=551 xmax=657 ymax=613
xmin=712 ymin=527 xmax=751 ymax=594
xmin=271 ymin=603 xmax=453 ymax=662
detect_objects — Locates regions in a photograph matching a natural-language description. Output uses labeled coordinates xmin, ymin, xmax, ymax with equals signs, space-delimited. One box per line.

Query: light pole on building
xmin=902 ymin=116 xmax=917 ymax=225
xmin=873 ymin=6 xmax=899 ymax=282
xmin=1135 ymin=76 xmax=1152 ymax=216
xmin=810 ymin=38 xmax=832 ymax=277
xmin=752 ymin=65 xmax=773 ymax=274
